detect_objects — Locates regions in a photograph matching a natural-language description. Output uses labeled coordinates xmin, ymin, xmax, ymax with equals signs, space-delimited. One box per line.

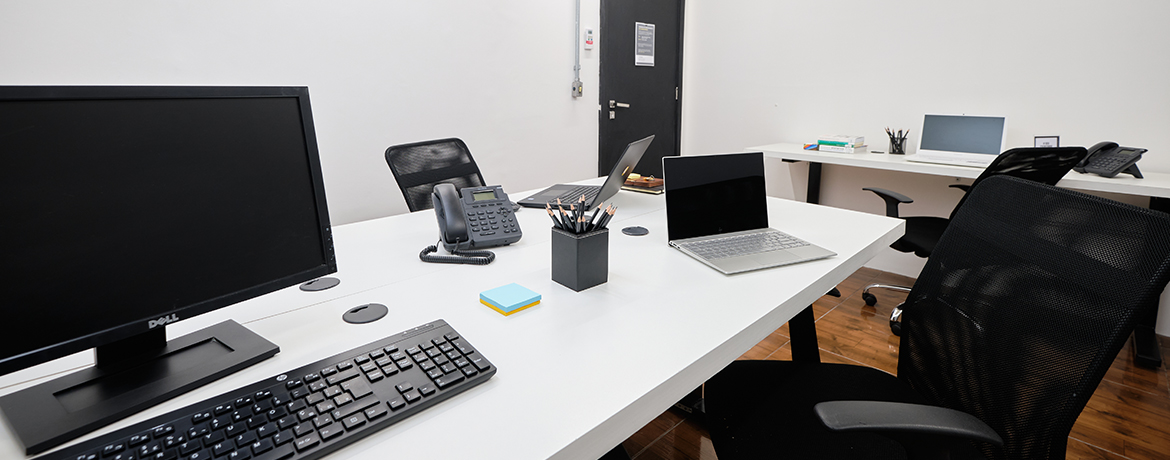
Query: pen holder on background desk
xmin=551 ymin=227 xmax=608 ymax=291
xmin=889 ymin=138 xmax=907 ymax=155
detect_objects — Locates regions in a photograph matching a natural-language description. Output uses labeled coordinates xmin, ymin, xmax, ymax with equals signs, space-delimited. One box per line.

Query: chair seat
xmin=889 ymin=216 xmax=949 ymax=258
xmin=705 ymin=361 xmax=933 ymax=460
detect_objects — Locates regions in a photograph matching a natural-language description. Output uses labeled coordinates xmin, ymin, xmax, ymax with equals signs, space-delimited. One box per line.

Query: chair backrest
xmin=948 ymin=146 xmax=1087 ymax=219
xmin=384 ymin=138 xmax=486 ymax=212
xmin=896 ymin=175 xmax=1170 ymax=459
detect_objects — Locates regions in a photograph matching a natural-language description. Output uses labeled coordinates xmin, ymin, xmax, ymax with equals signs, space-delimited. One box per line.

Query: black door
xmin=598 ymin=0 xmax=684 ymax=177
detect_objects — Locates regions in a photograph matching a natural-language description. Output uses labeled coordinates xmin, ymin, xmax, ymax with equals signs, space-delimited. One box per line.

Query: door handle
xmin=608 ymin=100 xmax=631 ymax=109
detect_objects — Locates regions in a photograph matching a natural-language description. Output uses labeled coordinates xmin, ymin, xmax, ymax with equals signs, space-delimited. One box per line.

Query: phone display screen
xmin=473 ymin=190 xmax=498 ymax=202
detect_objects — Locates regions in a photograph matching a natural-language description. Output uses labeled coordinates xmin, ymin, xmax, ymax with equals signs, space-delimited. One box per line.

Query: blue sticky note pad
xmin=479 ymin=283 xmax=541 ymax=316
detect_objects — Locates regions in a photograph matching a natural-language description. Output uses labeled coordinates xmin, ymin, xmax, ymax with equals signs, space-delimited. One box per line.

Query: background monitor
xmin=918 ymin=113 xmax=1007 ymax=156
xmin=0 ymin=86 xmax=336 ymax=455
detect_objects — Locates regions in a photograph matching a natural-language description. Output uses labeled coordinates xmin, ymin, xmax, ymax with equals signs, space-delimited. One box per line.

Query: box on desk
xmin=551 ymin=227 xmax=608 ymax=291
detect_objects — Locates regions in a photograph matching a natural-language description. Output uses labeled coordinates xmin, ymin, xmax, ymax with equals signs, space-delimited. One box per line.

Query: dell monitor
xmin=0 ymin=86 xmax=336 ymax=455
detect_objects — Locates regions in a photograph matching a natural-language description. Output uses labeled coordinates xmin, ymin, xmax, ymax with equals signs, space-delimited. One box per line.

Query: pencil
xmin=546 ymin=206 xmax=563 ymax=230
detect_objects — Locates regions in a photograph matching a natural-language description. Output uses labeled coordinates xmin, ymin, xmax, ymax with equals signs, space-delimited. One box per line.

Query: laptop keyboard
xmin=681 ymin=232 xmax=810 ymax=260
xmin=552 ymin=185 xmax=599 ymax=205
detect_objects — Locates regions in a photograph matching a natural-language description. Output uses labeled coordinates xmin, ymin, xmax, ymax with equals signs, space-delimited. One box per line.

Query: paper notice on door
xmin=635 ymin=22 xmax=655 ymax=67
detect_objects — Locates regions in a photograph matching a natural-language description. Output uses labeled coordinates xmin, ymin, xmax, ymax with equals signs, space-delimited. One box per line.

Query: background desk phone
xmin=1075 ymin=141 xmax=1146 ymax=178
xmin=432 ymin=183 xmax=522 ymax=251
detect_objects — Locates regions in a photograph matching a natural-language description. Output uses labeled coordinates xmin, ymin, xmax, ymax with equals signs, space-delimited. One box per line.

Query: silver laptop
xmin=905 ymin=114 xmax=1007 ymax=167
xmin=518 ymin=135 xmax=654 ymax=208
xmin=662 ymin=152 xmax=836 ymax=275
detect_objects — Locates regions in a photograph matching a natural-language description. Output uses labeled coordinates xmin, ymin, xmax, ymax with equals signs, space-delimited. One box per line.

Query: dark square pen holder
xmin=551 ymin=227 xmax=609 ymax=292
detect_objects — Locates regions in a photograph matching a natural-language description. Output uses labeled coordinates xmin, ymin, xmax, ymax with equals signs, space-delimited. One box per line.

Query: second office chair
xmin=384 ymin=138 xmax=486 ymax=212
xmin=860 ymin=146 xmax=1087 ymax=309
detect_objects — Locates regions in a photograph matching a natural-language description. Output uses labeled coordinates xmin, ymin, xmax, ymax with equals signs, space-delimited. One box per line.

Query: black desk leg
xmin=789 ymin=162 xmax=825 ymax=363
xmin=1136 ymin=197 xmax=1168 ymax=368
xmin=789 ymin=306 xmax=821 ymax=363
xmin=807 ymin=162 xmax=823 ymax=205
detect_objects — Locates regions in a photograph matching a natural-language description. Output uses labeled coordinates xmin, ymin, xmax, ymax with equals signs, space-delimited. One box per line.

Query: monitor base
xmin=0 ymin=320 xmax=278 ymax=456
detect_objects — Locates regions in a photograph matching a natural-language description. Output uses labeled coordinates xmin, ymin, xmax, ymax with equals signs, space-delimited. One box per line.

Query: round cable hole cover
xmin=300 ymin=277 xmax=340 ymax=292
xmin=343 ymin=303 xmax=388 ymax=324
xmin=621 ymin=226 xmax=649 ymax=236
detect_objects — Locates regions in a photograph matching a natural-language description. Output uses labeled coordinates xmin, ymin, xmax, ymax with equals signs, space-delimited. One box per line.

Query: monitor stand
xmin=0 ymin=320 xmax=278 ymax=456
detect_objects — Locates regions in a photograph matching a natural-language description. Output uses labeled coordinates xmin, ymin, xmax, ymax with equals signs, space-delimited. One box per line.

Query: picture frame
xmin=1034 ymin=136 xmax=1060 ymax=148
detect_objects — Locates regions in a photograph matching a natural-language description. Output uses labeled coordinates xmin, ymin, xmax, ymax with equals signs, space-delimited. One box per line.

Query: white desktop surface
xmin=0 ymin=179 xmax=904 ymax=460
xmin=750 ymin=142 xmax=1170 ymax=199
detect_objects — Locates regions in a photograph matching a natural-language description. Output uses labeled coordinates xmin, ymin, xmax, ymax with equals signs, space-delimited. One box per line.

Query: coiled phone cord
xmin=419 ymin=239 xmax=496 ymax=265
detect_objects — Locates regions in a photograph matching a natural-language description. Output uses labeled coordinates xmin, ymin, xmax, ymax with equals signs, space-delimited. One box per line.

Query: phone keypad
xmin=467 ymin=203 xmax=518 ymax=236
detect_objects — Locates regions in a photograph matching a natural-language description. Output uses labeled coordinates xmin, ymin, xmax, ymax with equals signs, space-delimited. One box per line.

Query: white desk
xmin=751 ymin=142 xmax=1170 ymax=367
xmin=0 ymin=183 xmax=903 ymax=460
xmin=749 ymin=142 xmax=1170 ymax=200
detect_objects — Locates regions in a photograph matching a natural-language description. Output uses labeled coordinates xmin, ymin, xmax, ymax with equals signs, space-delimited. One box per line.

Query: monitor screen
xmin=918 ymin=114 xmax=1006 ymax=156
xmin=0 ymin=86 xmax=336 ymax=376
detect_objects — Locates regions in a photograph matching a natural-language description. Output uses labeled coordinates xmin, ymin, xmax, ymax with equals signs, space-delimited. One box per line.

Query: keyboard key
xmin=364 ymin=404 xmax=388 ymax=421
xmin=312 ymin=414 xmax=333 ymax=429
xmin=256 ymin=422 xmax=278 ymax=438
xmin=341 ymin=379 xmax=373 ymax=399
xmin=251 ymin=438 xmax=274 ymax=456
xmin=331 ymin=395 xmax=380 ymax=420
xmin=326 ymin=369 xmax=359 ymax=386
xmin=234 ymin=431 xmax=258 ymax=448
xmin=269 ymin=444 xmax=295 ymax=460
xmin=434 ymin=373 xmax=465 ymax=389
xmin=318 ymin=424 xmax=344 ymax=441
xmin=102 ymin=443 xmax=126 ymax=456
xmin=226 ymin=449 xmax=250 ymax=460
xmin=402 ymin=390 xmax=421 ymax=403
xmin=293 ymin=433 xmax=320 ymax=452
xmin=293 ymin=423 xmax=314 ymax=438
xmin=272 ymin=429 xmax=294 ymax=446
xmin=342 ymin=413 xmax=367 ymax=430
xmin=153 ymin=425 xmax=175 ymax=438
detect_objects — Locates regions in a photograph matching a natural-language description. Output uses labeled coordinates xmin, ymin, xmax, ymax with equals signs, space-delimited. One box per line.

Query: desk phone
xmin=1075 ymin=141 xmax=1146 ymax=178
xmin=432 ymin=184 xmax=522 ymax=251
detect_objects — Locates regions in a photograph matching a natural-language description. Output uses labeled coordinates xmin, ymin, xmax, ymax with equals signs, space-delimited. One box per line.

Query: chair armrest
xmin=948 ymin=184 xmax=972 ymax=193
xmin=814 ymin=401 xmax=1003 ymax=446
xmin=862 ymin=187 xmax=913 ymax=218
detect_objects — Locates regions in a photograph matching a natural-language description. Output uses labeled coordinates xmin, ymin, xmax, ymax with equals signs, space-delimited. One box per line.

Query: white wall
xmin=0 ymin=0 xmax=602 ymax=225
xmin=682 ymin=0 xmax=1170 ymax=333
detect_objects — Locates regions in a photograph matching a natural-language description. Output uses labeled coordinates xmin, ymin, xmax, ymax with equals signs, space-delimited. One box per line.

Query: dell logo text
xmin=148 ymin=314 xmax=180 ymax=329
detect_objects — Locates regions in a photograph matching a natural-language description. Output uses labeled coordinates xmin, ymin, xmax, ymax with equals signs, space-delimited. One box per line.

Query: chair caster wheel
xmin=862 ymin=292 xmax=877 ymax=306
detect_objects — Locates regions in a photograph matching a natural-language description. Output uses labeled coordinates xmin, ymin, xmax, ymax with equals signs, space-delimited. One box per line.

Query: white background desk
xmin=750 ymin=142 xmax=1170 ymax=367
xmin=0 ymin=181 xmax=903 ymax=459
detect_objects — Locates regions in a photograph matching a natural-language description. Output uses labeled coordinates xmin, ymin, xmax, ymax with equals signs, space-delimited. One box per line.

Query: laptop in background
xmin=518 ymin=135 xmax=654 ymax=209
xmin=662 ymin=152 xmax=836 ymax=275
xmin=905 ymin=114 xmax=1007 ymax=167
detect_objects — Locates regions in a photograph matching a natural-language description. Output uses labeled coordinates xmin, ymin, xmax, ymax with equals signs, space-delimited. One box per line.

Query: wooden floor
xmin=616 ymin=267 xmax=1170 ymax=460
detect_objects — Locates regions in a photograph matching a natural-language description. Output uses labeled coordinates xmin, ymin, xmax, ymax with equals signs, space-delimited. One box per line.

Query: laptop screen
xmin=918 ymin=114 xmax=1006 ymax=156
xmin=663 ymin=152 xmax=769 ymax=241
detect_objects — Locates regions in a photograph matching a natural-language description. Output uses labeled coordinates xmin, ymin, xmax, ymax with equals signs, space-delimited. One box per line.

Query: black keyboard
xmin=48 ymin=319 xmax=495 ymax=460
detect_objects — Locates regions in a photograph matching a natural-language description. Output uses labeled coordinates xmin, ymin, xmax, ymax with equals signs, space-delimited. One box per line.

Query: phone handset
xmin=433 ymin=183 xmax=469 ymax=249
xmin=1075 ymin=141 xmax=1145 ymax=178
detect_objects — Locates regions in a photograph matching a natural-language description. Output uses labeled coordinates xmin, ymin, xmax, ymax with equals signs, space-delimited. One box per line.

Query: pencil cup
xmin=551 ymin=227 xmax=608 ymax=292
xmin=889 ymin=138 xmax=907 ymax=155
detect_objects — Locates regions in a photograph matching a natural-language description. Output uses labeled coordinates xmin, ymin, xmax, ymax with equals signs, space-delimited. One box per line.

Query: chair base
xmin=862 ymin=283 xmax=912 ymax=306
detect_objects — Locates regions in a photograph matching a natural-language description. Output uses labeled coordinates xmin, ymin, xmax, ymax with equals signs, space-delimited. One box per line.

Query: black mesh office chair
xmin=384 ymin=138 xmax=486 ymax=212
xmin=704 ymin=175 xmax=1170 ymax=460
xmin=860 ymin=146 xmax=1087 ymax=308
